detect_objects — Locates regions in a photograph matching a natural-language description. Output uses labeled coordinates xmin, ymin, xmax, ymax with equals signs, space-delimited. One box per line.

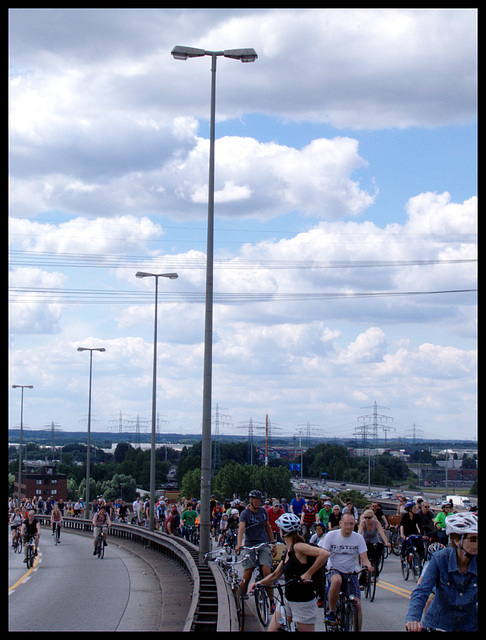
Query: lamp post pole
xmin=77 ymin=346 xmax=105 ymax=520
xmin=12 ymin=384 xmax=33 ymax=502
xmin=171 ymin=45 xmax=257 ymax=562
xmin=136 ymin=271 xmax=178 ymax=531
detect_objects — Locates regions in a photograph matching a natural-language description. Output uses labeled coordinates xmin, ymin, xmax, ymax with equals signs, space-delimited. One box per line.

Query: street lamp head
xmin=136 ymin=272 xmax=178 ymax=279
xmin=12 ymin=385 xmax=34 ymax=389
xmin=77 ymin=347 xmax=106 ymax=353
xmin=171 ymin=45 xmax=206 ymax=60
xmin=223 ymin=48 xmax=258 ymax=63
xmin=172 ymin=45 xmax=257 ymax=63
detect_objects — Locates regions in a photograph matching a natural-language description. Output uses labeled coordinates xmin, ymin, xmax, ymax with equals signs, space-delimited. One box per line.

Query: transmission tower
xmin=40 ymin=421 xmax=63 ymax=461
xmin=237 ymin=417 xmax=264 ymax=464
xmin=212 ymin=404 xmax=231 ymax=473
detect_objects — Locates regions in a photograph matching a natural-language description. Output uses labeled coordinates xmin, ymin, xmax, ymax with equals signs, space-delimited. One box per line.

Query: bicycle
xmin=255 ymin=579 xmax=299 ymax=632
xmin=53 ymin=522 xmax=61 ymax=545
xmin=401 ymin=535 xmax=424 ymax=582
xmin=205 ymin=548 xmax=247 ymax=632
xmin=324 ymin=568 xmax=367 ymax=633
xmin=241 ymin=542 xmax=275 ymax=628
xmin=95 ymin=525 xmax=107 ymax=559
xmin=11 ymin=528 xmax=22 ymax=554
xmin=24 ymin=536 xmax=36 ymax=569
xmin=362 ymin=542 xmax=385 ymax=602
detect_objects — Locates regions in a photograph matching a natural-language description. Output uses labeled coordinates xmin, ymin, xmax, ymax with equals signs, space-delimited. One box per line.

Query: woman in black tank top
xmin=248 ymin=512 xmax=329 ymax=631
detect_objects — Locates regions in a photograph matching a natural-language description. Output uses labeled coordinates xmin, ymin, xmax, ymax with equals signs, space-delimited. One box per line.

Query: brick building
xmin=15 ymin=461 xmax=68 ymax=502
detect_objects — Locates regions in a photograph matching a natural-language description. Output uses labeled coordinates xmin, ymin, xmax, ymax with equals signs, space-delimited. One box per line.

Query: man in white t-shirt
xmin=322 ymin=512 xmax=373 ymax=629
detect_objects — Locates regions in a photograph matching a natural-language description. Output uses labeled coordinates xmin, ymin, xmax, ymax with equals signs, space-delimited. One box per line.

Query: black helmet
xmin=249 ymin=490 xmax=263 ymax=499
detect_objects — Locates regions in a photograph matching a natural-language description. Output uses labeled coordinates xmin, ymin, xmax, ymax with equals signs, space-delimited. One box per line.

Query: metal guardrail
xmin=36 ymin=515 xmax=231 ymax=632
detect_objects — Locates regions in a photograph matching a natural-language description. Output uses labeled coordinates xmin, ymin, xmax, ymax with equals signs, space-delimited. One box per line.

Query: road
xmin=9 ymin=525 xmax=415 ymax=633
xmin=8 ymin=526 xmax=192 ymax=632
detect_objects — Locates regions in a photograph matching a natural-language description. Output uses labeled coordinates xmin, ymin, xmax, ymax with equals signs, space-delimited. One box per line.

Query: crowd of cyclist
xmin=9 ymin=490 xmax=477 ymax=632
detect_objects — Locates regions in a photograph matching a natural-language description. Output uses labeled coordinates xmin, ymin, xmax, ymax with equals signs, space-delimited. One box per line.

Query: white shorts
xmin=281 ymin=597 xmax=317 ymax=625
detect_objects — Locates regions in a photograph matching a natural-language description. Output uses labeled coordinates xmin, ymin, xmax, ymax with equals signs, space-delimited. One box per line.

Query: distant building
xmin=15 ymin=461 xmax=68 ymax=502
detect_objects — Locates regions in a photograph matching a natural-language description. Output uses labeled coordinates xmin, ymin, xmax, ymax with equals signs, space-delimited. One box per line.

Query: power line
xmin=8 ymin=286 xmax=477 ymax=305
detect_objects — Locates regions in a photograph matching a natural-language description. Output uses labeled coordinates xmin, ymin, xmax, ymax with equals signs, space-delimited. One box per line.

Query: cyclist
xmin=400 ymin=501 xmax=424 ymax=561
xmin=92 ymin=506 xmax=111 ymax=555
xmin=249 ymin=512 xmax=328 ymax=632
xmin=10 ymin=507 xmax=23 ymax=549
xmin=358 ymin=508 xmax=390 ymax=584
xmin=236 ymin=489 xmax=277 ymax=601
xmin=322 ymin=512 xmax=373 ymax=630
xmin=50 ymin=503 xmax=63 ymax=542
xmin=20 ymin=509 xmax=41 ymax=563
xmin=405 ymin=512 xmax=478 ymax=632
xmin=117 ymin=500 xmax=130 ymax=523
xmin=181 ymin=502 xmax=198 ymax=541
xmin=433 ymin=501 xmax=452 ymax=545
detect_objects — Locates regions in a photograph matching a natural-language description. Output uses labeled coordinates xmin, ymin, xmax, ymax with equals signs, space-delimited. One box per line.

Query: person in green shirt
xmin=317 ymin=501 xmax=333 ymax=532
xmin=181 ymin=503 xmax=198 ymax=540
xmin=433 ymin=501 xmax=452 ymax=544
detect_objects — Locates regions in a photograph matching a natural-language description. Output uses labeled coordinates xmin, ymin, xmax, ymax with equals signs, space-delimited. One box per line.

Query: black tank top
xmin=283 ymin=546 xmax=315 ymax=602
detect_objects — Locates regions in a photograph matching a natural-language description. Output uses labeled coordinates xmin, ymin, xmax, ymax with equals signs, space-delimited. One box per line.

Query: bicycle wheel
xmin=254 ymin=585 xmax=270 ymax=627
xmin=234 ymin=584 xmax=245 ymax=632
xmin=344 ymin=600 xmax=359 ymax=632
xmin=368 ymin=570 xmax=377 ymax=603
xmin=26 ymin=545 xmax=34 ymax=569
xmin=390 ymin=530 xmax=400 ymax=556
xmin=401 ymin=555 xmax=410 ymax=580
xmin=412 ymin=552 xmax=422 ymax=582
xmin=97 ymin=536 xmax=104 ymax=559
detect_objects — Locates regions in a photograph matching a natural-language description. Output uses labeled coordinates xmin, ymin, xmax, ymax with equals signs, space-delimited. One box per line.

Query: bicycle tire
xmin=97 ymin=537 xmax=104 ymax=559
xmin=254 ymin=585 xmax=270 ymax=627
xmin=345 ymin=600 xmax=359 ymax=632
xmin=15 ymin=537 xmax=23 ymax=554
xmin=368 ymin=571 xmax=377 ymax=602
xmin=412 ymin=552 xmax=422 ymax=582
xmin=26 ymin=545 xmax=34 ymax=569
xmin=401 ymin=556 xmax=410 ymax=580
xmin=390 ymin=530 xmax=400 ymax=556
xmin=234 ymin=584 xmax=245 ymax=632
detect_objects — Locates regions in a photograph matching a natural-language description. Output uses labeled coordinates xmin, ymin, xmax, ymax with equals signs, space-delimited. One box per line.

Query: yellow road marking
xmin=9 ymin=552 xmax=40 ymax=592
xmin=377 ymin=580 xmax=412 ymax=599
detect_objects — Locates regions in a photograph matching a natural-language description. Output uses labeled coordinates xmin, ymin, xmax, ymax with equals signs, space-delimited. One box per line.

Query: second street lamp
xmin=171 ymin=44 xmax=257 ymax=563
xmin=136 ymin=271 xmax=178 ymax=531
xmin=77 ymin=346 xmax=105 ymax=520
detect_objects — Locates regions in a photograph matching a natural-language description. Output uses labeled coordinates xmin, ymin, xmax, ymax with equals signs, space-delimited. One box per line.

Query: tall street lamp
xmin=12 ymin=384 xmax=34 ymax=502
xmin=77 ymin=346 xmax=106 ymax=520
xmin=136 ymin=271 xmax=178 ymax=531
xmin=171 ymin=45 xmax=257 ymax=562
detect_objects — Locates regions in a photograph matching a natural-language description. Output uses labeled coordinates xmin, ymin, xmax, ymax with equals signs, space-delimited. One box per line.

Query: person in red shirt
xmin=266 ymin=500 xmax=285 ymax=542
xmin=301 ymin=496 xmax=319 ymax=541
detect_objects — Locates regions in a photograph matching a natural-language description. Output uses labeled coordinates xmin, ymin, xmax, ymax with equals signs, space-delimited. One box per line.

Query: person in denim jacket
xmin=405 ymin=512 xmax=477 ymax=632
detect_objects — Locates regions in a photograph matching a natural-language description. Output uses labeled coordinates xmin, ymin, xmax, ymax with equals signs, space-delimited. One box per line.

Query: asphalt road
xmin=9 ymin=525 xmax=414 ymax=633
xmin=8 ymin=526 xmax=192 ymax=632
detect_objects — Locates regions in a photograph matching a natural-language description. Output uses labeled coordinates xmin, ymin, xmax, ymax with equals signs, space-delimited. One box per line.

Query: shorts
xmin=93 ymin=526 xmax=106 ymax=539
xmin=282 ymin=597 xmax=317 ymax=625
xmin=242 ymin=545 xmax=273 ymax=570
xmin=327 ymin=569 xmax=361 ymax=599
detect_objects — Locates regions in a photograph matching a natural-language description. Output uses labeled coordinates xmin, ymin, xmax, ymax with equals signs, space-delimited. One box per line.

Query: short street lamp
xmin=136 ymin=271 xmax=178 ymax=531
xmin=171 ymin=44 xmax=257 ymax=562
xmin=12 ymin=384 xmax=34 ymax=502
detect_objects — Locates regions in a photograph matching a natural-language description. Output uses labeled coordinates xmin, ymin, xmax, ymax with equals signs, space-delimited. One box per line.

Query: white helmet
xmin=276 ymin=513 xmax=301 ymax=534
xmin=445 ymin=512 xmax=478 ymax=536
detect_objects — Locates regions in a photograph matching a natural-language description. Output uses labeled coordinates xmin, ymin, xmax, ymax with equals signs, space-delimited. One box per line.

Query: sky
xmin=8 ymin=8 xmax=477 ymax=443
